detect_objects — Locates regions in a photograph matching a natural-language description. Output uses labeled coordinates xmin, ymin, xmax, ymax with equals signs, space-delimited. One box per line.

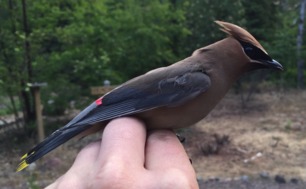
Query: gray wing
xmin=76 ymin=71 xmax=211 ymax=125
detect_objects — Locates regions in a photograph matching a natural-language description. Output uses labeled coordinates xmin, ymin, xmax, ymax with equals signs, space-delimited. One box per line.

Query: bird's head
xmin=215 ymin=21 xmax=283 ymax=71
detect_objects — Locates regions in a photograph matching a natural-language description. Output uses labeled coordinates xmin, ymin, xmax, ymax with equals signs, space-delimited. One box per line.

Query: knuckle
xmin=160 ymin=169 xmax=199 ymax=189
xmin=92 ymin=159 xmax=133 ymax=188
xmin=55 ymin=174 xmax=84 ymax=189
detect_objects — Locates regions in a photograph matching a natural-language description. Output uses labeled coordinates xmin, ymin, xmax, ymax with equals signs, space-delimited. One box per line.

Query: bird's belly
xmin=136 ymin=89 xmax=226 ymax=129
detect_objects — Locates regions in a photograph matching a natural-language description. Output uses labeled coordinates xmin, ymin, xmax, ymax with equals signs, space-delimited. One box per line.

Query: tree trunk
xmin=297 ymin=0 xmax=306 ymax=89
xmin=7 ymin=91 xmax=21 ymax=128
xmin=21 ymin=0 xmax=35 ymax=122
xmin=21 ymin=0 xmax=32 ymax=80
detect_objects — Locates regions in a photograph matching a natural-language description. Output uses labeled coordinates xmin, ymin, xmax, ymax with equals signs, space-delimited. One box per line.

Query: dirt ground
xmin=1 ymin=90 xmax=306 ymax=188
xmin=186 ymin=90 xmax=306 ymax=179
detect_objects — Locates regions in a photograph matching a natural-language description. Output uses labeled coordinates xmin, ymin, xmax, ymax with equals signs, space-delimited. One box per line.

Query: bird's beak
xmin=259 ymin=59 xmax=283 ymax=71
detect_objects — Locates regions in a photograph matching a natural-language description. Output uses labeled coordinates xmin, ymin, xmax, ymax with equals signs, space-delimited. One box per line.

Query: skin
xmin=45 ymin=117 xmax=199 ymax=189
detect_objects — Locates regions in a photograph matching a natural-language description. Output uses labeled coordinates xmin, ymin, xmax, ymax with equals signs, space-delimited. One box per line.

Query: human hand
xmin=46 ymin=117 xmax=199 ymax=189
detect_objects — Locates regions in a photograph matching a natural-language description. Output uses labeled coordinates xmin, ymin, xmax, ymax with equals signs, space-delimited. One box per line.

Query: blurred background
xmin=0 ymin=0 xmax=305 ymax=188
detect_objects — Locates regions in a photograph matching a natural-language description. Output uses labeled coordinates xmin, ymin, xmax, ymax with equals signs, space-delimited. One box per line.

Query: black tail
xmin=17 ymin=124 xmax=89 ymax=171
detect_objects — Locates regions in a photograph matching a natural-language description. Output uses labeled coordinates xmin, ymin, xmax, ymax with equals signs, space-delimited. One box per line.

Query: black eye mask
xmin=239 ymin=41 xmax=272 ymax=62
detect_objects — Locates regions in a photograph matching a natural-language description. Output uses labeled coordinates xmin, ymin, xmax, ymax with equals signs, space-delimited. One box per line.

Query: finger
xmin=98 ymin=117 xmax=146 ymax=168
xmin=44 ymin=174 xmax=80 ymax=189
xmin=69 ymin=141 xmax=101 ymax=173
xmin=145 ymin=129 xmax=193 ymax=172
xmin=45 ymin=142 xmax=101 ymax=189
xmin=45 ymin=181 xmax=57 ymax=189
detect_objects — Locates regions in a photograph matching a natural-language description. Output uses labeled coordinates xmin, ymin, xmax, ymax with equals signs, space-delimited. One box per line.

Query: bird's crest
xmin=215 ymin=21 xmax=267 ymax=54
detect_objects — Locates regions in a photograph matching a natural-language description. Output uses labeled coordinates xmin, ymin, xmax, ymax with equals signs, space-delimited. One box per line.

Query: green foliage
xmin=242 ymin=0 xmax=280 ymax=41
xmin=99 ymin=0 xmax=189 ymax=78
xmin=28 ymin=0 xmax=118 ymax=87
xmin=264 ymin=0 xmax=301 ymax=87
xmin=184 ymin=0 xmax=245 ymax=53
xmin=0 ymin=96 xmax=21 ymax=115
xmin=0 ymin=0 xmax=24 ymax=97
xmin=25 ymin=0 xmax=189 ymax=114
xmin=27 ymin=173 xmax=39 ymax=189
xmin=41 ymin=80 xmax=81 ymax=115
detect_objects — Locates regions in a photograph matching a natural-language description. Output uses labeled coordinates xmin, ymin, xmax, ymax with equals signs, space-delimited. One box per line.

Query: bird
xmin=17 ymin=21 xmax=283 ymax=171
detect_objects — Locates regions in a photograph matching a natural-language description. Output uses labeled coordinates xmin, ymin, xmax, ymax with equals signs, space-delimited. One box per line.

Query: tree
xmin=21 ymin=0 xmax=35 ymax=122
xmin=26 ymin=0 xmax=188 ymax=115
xmin=297 ymin=0 xmax=306 ymax=88
xmin=184 ymin=0 xmax=245 ymax=54
xmin=101 ymin=0 xmax=189 ymax=79
xmin=0 ymin=0 xmax=25 ymax=125
xmin=242 ymin=0 xmax=280 ymax=41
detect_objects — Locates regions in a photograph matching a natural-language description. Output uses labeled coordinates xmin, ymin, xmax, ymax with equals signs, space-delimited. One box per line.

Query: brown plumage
xmin=17 ymin=21 xmax=282 ymax=171
xmin=216 ymin=21 xmax=267 ymax=53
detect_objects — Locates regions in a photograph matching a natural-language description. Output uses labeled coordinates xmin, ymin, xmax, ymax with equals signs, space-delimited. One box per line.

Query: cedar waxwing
xmin=17 ymin=21 xmax=283 ymax=171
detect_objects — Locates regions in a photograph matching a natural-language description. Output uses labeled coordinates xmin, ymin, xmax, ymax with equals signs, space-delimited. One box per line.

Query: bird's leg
xmin=176 ymin=133 xmax=186 ymax=143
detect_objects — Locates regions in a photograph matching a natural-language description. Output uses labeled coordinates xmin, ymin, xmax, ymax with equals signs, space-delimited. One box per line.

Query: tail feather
xmin=17 ymin=124 xmax=89 ymax=172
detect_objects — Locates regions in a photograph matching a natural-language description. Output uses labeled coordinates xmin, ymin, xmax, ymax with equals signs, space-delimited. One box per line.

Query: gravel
xmin=198 ymin=178 xmax=304 ymax=189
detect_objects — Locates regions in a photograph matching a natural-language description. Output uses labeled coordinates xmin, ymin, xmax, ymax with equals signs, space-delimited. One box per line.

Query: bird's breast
xmin=136 ymin=80 xmax=231 ymax=129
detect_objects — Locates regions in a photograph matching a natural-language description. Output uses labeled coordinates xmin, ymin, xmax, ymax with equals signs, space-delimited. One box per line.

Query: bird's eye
xmin=243 ymin=45 xmax=256 ymax=58
xmin=240 ymin=41 xmax=272 ymax=62
xmin=244 ymin=47 xmax=253 ymax=52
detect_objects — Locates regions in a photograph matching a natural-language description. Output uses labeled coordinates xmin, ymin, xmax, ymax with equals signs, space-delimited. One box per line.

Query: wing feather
xmin=73 ymin=71 xmax=211 ymax=126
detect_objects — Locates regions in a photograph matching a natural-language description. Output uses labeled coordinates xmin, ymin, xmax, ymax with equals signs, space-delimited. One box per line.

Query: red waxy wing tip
xmin=95 ymin=97 xmax=103 ymax=105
